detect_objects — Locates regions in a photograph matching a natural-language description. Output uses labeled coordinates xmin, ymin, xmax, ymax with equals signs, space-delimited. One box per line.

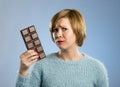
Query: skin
xmin=19 ymin=17 xmax=83 ymax=76
xmin=19 ymin=50 xmax=39 ymax=76
xmin=52 ymin=17 xmax=83 ymax=61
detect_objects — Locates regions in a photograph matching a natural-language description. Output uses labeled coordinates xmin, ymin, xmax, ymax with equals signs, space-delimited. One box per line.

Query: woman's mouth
xmin=56 ymin=40 xmax=64 ymax=44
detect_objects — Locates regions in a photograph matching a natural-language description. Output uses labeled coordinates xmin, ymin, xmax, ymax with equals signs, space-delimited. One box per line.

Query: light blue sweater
xmin=16 ymin=53 xmax=109 ymax=87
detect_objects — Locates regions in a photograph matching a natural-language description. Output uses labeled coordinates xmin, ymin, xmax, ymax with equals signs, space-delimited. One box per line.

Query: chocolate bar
xmin=20 ymin=25 xmax=46 ymax=59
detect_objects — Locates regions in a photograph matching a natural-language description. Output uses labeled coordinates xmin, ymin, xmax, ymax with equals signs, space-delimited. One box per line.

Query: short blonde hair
xmin=49 ymin=9 xmax=86 ymax=46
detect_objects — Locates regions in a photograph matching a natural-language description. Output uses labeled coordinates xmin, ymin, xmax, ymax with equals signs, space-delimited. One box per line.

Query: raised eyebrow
xmin=52 ymin=28 xmax=58 ymax=31
xmin=59 ymin=25 xmax=66 ymax=28
xmin=62 ymin=27 xmax=67 ymax=29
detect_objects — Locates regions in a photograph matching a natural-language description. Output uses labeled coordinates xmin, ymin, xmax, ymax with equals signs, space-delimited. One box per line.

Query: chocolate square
xmin=25 ymin=36 xmax=31 ymax=42
xmin=22 ymin=29 xmax=28 ymax=35
xmin=29 ymin=27 xmax=35 ymax=32
xmin=40 ymin=52 xmax=46 ymax=58
xmin=32 ymin=33 xmax=38 ymax=39
xmin=34 ymin=40 xmax=40 ymax=45
xmin=27 ymin=42 xmax=34 ymax=49
xmin=36 ymin=46 xmax=43 ymax=52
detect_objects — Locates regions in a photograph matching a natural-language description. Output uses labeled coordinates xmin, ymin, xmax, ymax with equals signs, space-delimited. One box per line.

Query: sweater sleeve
xmin=95 ymin=61 xmax=109 ymax=87
xmin=15 ymin=74 xmax=29 ymax=87
xmin=15 ymin=62 xmax=42 ymax=87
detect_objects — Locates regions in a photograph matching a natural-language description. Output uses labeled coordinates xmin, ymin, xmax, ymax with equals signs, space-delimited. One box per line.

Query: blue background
xmin=0 ymin=0 xmax=120 ymax=87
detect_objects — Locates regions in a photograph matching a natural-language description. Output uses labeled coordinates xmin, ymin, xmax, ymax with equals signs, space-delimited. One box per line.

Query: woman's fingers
xmin=27 ymin=54 xmax=39 ymax=63
xmin=20 ymin=50 xmax=38 ymax=59
xmin=20 ymin=50 xmax=39 ymax=68
xmin=19 ymin=50 xmax=40 ymax=76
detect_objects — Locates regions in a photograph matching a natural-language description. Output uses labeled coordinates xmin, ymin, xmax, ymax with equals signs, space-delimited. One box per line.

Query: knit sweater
xmin=15 ymin=53 xmax=109 ymax=87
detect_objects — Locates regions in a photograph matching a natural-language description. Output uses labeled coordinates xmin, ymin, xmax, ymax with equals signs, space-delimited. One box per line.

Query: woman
xmin=16 ymin=9 xmax=109 ymax=87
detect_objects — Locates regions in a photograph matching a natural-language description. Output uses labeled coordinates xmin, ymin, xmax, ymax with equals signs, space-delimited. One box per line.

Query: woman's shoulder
xmin=84 ymin=54 xmax=103 ymax=64
xmin=83 ymin=54 xmax=107 ymax=72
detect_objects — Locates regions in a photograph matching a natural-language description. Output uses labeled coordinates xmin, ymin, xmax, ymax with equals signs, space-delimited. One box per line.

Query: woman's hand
xmin=19 ymin=50 xmax=39 ymax=76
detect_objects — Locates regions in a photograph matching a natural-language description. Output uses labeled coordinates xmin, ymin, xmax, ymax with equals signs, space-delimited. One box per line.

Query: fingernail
xmin=34 ymin=50 xmax=39 ymax=53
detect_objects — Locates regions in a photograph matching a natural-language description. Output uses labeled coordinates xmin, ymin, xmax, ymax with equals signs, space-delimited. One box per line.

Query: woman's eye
xmin=62 ymin=28 xmax=68 ymax=31
xmin=52 ymin=28 xmax=58 ymax=33
xmin=52 ymin=28 xmax=68 ymax=33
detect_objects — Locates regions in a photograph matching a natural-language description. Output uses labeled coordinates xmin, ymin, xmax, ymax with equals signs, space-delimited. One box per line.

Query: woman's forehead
xmin=55 ymin=18 xmax=71 ymax=27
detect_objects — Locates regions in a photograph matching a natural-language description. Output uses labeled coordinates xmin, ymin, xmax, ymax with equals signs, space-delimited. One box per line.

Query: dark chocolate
xmin=20 ymin=25 xmax=46 ymax=59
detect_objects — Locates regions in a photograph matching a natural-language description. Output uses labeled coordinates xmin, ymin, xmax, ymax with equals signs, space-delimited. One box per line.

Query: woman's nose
xmin=55 ymin=29 xmax=62 ymax=38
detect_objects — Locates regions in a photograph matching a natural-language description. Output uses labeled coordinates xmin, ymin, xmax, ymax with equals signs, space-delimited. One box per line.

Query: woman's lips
xmin=56 ymin=40 xmax=64 ymax=44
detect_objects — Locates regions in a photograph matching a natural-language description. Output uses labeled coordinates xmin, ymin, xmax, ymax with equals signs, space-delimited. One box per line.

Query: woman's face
xmin=52 ymin=17 xmax=77 ymax=50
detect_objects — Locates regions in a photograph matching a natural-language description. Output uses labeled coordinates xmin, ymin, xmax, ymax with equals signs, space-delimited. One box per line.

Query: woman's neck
xmin=57 ymin=47 xmax=83 ymax=61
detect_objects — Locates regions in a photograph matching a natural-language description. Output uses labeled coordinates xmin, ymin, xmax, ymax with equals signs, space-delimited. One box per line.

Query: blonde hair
xmin=49 ymin=9 xmax=86 ymax=46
